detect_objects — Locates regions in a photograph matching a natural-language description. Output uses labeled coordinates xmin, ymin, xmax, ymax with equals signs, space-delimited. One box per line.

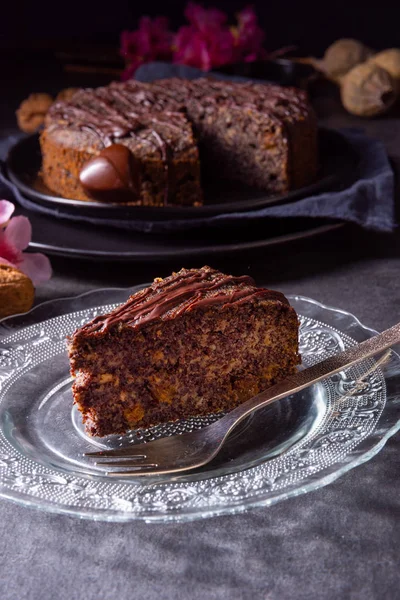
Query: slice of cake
xmin=68 ymin=267 xmax=300 ymax=437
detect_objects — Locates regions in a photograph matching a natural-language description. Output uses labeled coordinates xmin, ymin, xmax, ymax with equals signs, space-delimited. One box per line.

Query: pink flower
xmin=233 ymin=6 xmax=267 ymax=62
xmin=173 ymin=3 xmax=235 ymax=71
xmin=184 ymin=2 xmax=228 ymax=32
xmin=174 ymin=25 xmax=234 ymax=71
xmin=0 ymin=200 xmax=52 ymax=286
xmin=119 ymin=3 xmax=268 ymax=76
xmin=120 ymin=16 xmax=174 ymax=79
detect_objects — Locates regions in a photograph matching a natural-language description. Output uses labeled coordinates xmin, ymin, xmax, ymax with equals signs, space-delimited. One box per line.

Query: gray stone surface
xmin=1 ymin=87 xmax=400 ymax=600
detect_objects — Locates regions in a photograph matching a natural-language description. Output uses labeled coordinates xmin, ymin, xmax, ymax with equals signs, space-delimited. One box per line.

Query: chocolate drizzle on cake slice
xmin=81 ymin=268 xmax=290 ymax=334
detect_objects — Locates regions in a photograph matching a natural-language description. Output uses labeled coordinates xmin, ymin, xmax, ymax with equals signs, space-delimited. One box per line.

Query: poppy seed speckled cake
xmin=41 ymin=78 xmax=317 ymax=206
xmin=67 ymin=267 xmax=300 ymax=437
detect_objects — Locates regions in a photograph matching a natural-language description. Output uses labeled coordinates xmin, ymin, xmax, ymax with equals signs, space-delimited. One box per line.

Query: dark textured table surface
xmin=1 ymin=67 xmax=400 ymax=600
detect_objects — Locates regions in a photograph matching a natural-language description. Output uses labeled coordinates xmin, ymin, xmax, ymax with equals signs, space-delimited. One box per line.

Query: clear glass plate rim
xmin=0 ymin=287 xmax=399 ymax=524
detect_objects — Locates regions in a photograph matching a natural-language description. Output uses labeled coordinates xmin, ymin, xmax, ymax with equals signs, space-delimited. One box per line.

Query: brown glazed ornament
xmin=79 ymin=144 xmax=141 ymax=203
xmin=0 ymin=264 xmax=35 ymax=318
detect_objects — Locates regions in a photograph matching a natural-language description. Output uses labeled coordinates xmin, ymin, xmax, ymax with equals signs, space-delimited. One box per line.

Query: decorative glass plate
xmin=0 ymin=288 xmax=399 ymax=523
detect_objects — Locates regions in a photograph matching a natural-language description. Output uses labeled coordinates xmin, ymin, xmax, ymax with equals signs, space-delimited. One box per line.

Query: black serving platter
xmin=6 ymin=128 xmax=356 ymax=222
xmin=135 ymin=59 xmax=316 ymax=90
xmin=215 ymin=58 xmax=316 ymax=89
xmin=21 ymin=201 xmax=343 ymax=261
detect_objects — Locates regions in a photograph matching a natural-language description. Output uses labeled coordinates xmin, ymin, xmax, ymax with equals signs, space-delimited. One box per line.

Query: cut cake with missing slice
xmin=40 ymin=78 xmax=317 ymax=205
xmin=68 ymin=267 xmax=300 ymax=437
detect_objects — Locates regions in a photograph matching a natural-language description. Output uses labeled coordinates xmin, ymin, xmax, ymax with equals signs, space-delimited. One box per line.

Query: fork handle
xmin=218 ymin=321 xmax=400 ymax=437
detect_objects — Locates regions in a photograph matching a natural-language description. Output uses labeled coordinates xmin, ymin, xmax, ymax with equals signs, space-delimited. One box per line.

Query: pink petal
xmin=0 ymin=200 xmax=15 ymax=226
xmin=18 ymin=253 xmax=52 ymax=286
xmin=237 ymin=6 xmax=258 ymax=27
xmin=120 ymin=31 xmax=133 ymax=58
xmin=234 ymin=6 xmax=265 ymax=61
xmin=4 ymin=216 xmax=32 ymax=251
xmin=121 ymin=60 xmax=142 ymax=81
xmin=185 ymin=3 xmax=227 ymax=31
xmin=0 ymin=257 xmax=16 ymax=268
xmin=0 ymin=231 xmax=21 ymax=265
xmin=120 ymin=16 xmax=173 ymax=69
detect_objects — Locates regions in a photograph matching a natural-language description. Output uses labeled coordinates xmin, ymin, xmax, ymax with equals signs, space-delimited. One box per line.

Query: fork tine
xmin=96 ymin=460 xmax=158 ymax=467
xmin=84 ymin=449 xmax=147 ymax=458
xmin=105 ymin=460 xmax=204 ymax=476
xmin=105 ymin=467 xmax=181 ymax=477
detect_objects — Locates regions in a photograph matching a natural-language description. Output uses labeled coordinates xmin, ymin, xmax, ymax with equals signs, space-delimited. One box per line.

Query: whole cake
xmin=68 ymin=267 xmax=300 ymax=437
xmin=41 ymin=78 xmax=317 ymax=206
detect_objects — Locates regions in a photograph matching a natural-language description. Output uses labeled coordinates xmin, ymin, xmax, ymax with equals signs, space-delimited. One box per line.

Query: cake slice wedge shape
xmin=68 ymin=266 xmax=300 ymax=437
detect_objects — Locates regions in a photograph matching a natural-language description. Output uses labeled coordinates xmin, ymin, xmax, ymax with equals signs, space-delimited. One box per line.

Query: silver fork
xmin=85 ymin=321 xmax=400 ymax=476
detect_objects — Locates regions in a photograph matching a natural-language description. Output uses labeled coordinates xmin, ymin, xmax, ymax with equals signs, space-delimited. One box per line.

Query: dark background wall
xmin=1 ymin=0 xmax=399 ymax=56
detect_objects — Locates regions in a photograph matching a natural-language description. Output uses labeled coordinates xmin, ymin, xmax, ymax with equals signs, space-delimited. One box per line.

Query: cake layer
xmin=68 ymin=267 xmax=300 ymax=436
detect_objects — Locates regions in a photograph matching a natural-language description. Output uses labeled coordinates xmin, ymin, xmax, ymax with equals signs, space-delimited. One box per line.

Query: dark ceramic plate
xmin=215 ymin=58 xmax=316 ymax=89
xmin=136 ymin=59 xmax=316 ymax=91
xmin=20 ymin=199 xmax=343 ymax=261
xmin=7 ymin=128 xmax=356 ymax=222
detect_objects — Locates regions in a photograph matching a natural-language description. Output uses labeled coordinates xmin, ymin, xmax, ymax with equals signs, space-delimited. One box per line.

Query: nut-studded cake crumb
xmin=68 ymin=267 xmax=300 ymax=437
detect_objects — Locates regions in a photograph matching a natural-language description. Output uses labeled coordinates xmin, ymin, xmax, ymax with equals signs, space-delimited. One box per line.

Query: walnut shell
xmin=16 ymin=93 xmax=53 ymax=133
xmin=369 ymin=48 xmax=400 ymax=80
xmin=323 ymin=38 xmax=373 ymax=81
xmin=340 ymin=62 xmax=398 ymax=117
xmin=0 ymin=265 xmax=35 ymax=318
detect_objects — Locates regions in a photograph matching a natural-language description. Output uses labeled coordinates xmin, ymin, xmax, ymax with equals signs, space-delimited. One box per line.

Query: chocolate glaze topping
xmin=50 ymin=86 xmax=183 ymax=146
xmin=80 ymin=267 xmax=289 ymax=336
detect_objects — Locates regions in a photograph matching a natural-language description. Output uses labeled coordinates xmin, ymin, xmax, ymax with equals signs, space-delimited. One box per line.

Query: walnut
xmin=0 ymin=265 xmax=35 ymax=318
xmin=56 ymin=88 xmax=80 ymax=102
xmin=16 ymin=93 xmax=53 ymax=133
xmin=322 ymin=38 xmax=373 ymax=81
xmin=340 ymin=62 xmax=398 ymax=117
xmin=369 ymin=48 xmax=400 ymax=80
